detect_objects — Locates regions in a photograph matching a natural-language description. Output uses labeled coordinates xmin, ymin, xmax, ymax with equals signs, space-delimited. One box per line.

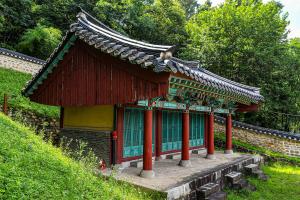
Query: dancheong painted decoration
xmin=23 ymin=8 xmax=263 ymax=178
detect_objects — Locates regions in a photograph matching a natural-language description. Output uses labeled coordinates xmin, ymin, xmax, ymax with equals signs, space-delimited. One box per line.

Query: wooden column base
xmin=140 ymin=170 xmax=155 ymax=178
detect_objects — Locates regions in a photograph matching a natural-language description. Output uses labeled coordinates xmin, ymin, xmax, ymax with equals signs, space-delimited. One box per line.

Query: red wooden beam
xmin=207 ymin=112 xmax=216 ymax=159
xmin=204 ymin=113 xmax=209 ymax=148
xmin=116 ymin=106 xmax=124 ymax=164
xmin=140 ymin=107 xmax=154 ymax=178
xmin=155 ymin=109 xmax=162 ymax=160
xmin=179 ymin=110 xmax=191 ymax=167
xmin=236 ymin=103 xmax=259 ymax=112
xmin=225 ymin=113 xmax=233 ymax=154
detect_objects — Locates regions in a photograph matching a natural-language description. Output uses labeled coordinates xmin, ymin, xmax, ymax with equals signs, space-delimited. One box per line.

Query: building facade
xmin=23 ymin=10 xmax=263 ymax=178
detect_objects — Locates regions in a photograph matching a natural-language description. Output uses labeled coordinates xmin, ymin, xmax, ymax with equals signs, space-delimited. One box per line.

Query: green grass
xmin=226 ymin=163 xmax=300 ymax=200
xmin=0 ymin=68 xmax=59 ymax=118
xmin=0 ymin=113 xmax=165 ymax=199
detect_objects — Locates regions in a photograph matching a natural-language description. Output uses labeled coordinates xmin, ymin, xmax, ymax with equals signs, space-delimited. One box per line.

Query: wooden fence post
xmin=3 ymin=94 xmax=8 ymax=115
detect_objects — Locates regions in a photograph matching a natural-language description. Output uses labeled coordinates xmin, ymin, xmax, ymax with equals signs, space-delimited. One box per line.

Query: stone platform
xmin=105 ymin=152 xmax=261 ymax=199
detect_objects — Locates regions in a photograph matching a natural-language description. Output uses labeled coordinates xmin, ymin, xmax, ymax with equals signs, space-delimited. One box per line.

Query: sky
xmin=198 ymin=0 xmax=300 ymax=38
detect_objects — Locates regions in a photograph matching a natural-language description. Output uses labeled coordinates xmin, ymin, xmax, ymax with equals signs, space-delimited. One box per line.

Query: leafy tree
xmin=179 ymin=0 xmax=199 ymax=19
xmin=32 ymin=0 xmax=98 ymax=31
xmin=94 ymin=0 xmax=187 ymax=46
xmin=0 ymin=0 xmax=34 ymax=49
xmin=182 ymin=0 xmax=300 ymax=130
xmin=17 ymin=24 xmax=62 ymax=59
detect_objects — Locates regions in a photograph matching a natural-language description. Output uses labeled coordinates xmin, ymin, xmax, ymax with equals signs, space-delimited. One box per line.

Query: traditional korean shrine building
xmin=23 ymin=10 xmax=263 ymax=178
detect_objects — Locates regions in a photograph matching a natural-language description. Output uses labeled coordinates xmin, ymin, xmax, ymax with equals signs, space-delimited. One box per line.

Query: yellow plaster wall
xmin=64 ymin=105 xmax=114 ymax=130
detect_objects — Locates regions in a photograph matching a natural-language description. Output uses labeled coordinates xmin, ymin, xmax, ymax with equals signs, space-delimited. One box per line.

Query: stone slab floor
xmin=106 ymin=151 xmax=251 ymax=191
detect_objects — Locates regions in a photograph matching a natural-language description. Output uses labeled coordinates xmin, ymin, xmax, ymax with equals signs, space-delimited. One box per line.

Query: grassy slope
xmin=0 ymin=68 xmax=59 ymax=118
xmin=226 ymin=163 xmax=300 ymax=200
xmin=0 ymin=113 xmax=164 ymax=199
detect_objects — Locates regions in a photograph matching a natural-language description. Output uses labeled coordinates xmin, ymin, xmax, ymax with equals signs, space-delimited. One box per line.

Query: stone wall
xmin=1 ymin=105 xmax=60 ymax=142
xmin=215 ymin=122 xmax=300 ymax=157
xmin=0 ymin=54 xmax=42 ymax=74
xmin=59 ymin=128 xmax=112 ymax=165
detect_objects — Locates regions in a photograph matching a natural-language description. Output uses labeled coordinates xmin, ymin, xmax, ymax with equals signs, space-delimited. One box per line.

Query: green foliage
xmin=0 ymin=68 xmax=59 ymax=118
xmin=226 ymin=163 xmax=300 ymax=200
xmin=179 ymin=0 xmax=199 ymax=19
xmin=94 ymin=0 xmax=187 ymax=46
xmin=0 ymin=113 xmax=165 ymax=199
xmin=33 ymin=0 xmax=98 ymax=31
xmin=17 ymin=24 xmax=62 ymax=59
xmin=183 ymin=0 xmax=300 ymax=131
xmin=0 ymin=0 xmax=34 ymax=49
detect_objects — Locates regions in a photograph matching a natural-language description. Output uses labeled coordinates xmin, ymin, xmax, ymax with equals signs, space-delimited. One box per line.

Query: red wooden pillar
xmin=179 ymin=110 xmax=191 ymax=167
xmin=206 ymin=112 xmax=216 ymax=159
xmin=155 ymin=110 xmax=162 ymax=161
xmin=140 ymin=107 xmax=154 ymax=178
xmin=116 ymin=106 xmax=124 ymax=164
xmin=225 ymin=113 xmax=233 ymax=154
xmin=204 ymin=113 xmax=209 ymax=148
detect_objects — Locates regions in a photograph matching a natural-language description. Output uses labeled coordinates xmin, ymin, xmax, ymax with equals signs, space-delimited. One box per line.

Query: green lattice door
xmin=162 ymin=110 xmax=182 ymax=152
xmin=123 ymin=107 xmax=155 ymax=158
xmin=189 ymin=112 xmax=204 ymax=147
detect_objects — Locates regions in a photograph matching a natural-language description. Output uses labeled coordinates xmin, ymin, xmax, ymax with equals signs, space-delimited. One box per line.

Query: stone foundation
xmin=215 ymin=122 xmax=300 ymax=157
xmin=166 ymin=155 xmax=261 ymax=200
xmin=59 ymin=128 xmax=112 ymax=165
xmin=1 ymin=106 xmax=60 ymax=142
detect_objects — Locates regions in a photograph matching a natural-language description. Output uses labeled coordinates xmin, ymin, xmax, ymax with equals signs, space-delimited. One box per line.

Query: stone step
xmin=130 ymin=160 xmax=143 ymax=168
xmin=196 ymin=183 xmax=220 ymax=199
xmin=253 ymin=169 xmax=269 ymax=181
xmin=192 ymin=148 xmax=207 ymax=155
xmin=225 ymin=171 xmax=242 ymax=185
xmin=232 ymin=179 xmax=248 ymax=190
xmin=232 ymin=179 xmax=256 ymax=191
xmin=166 ymin=154 xmax=181 ymax=160
xmin=244 ymin=164 xmax=259 ymax=175
xmin=206 ymin=191 xmax=227 ymax=200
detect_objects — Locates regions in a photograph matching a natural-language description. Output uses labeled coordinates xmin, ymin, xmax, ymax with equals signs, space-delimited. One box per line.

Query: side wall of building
xmin=64 ymin=105 xmax=114 ymax=130
xmin=0 ymin=54 xmax=42 ymax=75
xmin=59 ymin=128 xmax=111 ymax=165
xmin=60 ymin=105 xmax=115 ymax=165
xmin=30 ymin=40 xmax=170 ymax=106
xmin=215 ymin=123 xmax=300 ymax=157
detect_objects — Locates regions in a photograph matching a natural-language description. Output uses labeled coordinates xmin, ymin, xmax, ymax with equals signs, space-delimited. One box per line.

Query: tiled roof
xmin=0 ymin=47 xmax=46 ymax=65
xmin=23 ymin=9 xmax=263 ymax=103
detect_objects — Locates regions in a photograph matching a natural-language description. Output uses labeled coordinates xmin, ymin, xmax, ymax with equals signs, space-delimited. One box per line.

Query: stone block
xmin=130 ymin=160 xmax=143 ymax=168
xmin=252 ymin=169 xmax=269 ymax=181
xmin=225 ymin=171 xmax=242 ymax=184
xmin=244 ymin=164 xmax=259 ymax=174
xmin=196 ymin=183 xmax=220 ymax=199
xmin=192 ymin=148 xmax=207 ymax=155
xmin=206 ymin=191 xmax=227 ymax=200
xmin=166 ymin=154 xmax=181 ymax=160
